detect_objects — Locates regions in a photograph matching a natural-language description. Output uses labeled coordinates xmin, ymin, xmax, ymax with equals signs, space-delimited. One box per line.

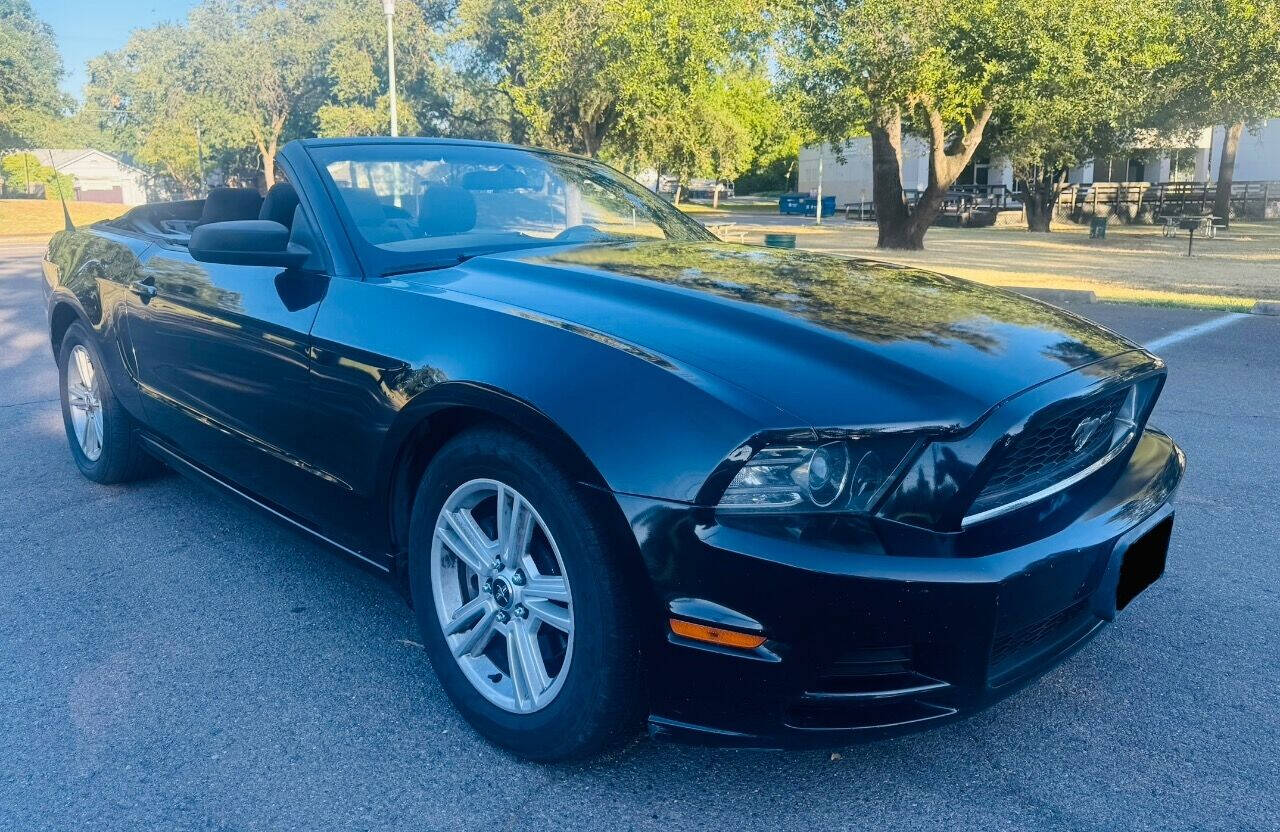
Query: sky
xmin=35 ymin=0 xmax=202 ymax=100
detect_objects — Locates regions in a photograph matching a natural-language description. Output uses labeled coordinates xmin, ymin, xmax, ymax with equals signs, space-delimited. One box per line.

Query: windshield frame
xmin=302 ymin=139 xmax=715 ymax=278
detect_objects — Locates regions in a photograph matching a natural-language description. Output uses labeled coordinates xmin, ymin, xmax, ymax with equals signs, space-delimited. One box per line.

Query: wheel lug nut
xmin=491 ymin=559 xmax=504 ymax=573
xmin=511 ymin=570 xmax=525 ymax=586
xmin=482 ymin=580 xmax=493 ymax=594
xmin=496 ymin=610 xmax=510 ymax=623
xmin=513 ymin=604 xmax=527 ymax=619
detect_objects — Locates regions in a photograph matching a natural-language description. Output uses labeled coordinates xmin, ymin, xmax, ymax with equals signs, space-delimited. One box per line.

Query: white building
xmin=797 ymin=119 xmax=1279 ymax=208
xmin=1209 ymin=120 xmax=1280 ymax=181
xmin=27 ymin=148 xmax=149 ymax=205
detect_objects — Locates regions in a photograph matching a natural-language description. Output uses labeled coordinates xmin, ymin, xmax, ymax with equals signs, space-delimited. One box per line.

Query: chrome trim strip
xmin=799 ymin=680 xmax=951 ymax=702
xmin=962 ymin=426 xmax=1137 ymax=527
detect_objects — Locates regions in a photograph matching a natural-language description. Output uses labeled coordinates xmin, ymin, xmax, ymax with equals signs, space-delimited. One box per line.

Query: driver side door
xmin=127 ymin=240 xmax=330 ymax=510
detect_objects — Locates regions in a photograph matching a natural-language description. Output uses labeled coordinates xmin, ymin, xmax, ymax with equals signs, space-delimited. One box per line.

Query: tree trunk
xmin=869 ymin=109 xmax=912 ymax=248
xmin=252 ymin=114 xmax=285 ymax=194
xmin=875 ymin=101 xmax=993 ymax=250
xmin=1024 ymin=168 xmax=1064 ymax=232
xmin=1213 ymin=120 xmax=1244 ymax=227
xmin=1025 ymin=198 xmax=1053 ymax=232
xmin=262 ymin=151 xmax=275 ymax=192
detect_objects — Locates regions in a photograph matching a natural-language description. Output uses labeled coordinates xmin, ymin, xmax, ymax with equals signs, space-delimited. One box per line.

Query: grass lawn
xmin=679 ymin=198 xmax=783 ymax=216
xmin=701 ymin=211 xmax=1280 ymax=311
xmin=0 ymin=199 xmax=130 ymax=238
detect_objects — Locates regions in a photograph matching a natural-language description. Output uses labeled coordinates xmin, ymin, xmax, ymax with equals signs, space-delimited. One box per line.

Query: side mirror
xmin=189 ymin=220 xmax=310 ymax=268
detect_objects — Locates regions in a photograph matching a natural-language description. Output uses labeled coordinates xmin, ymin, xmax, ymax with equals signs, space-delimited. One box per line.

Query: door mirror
xmin=189 ymin=220 xmax=310 ymax=268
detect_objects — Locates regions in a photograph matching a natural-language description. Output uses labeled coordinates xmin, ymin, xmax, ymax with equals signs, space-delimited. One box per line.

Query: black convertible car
xmin=41 ymin=138 xmax=1183 ymax=760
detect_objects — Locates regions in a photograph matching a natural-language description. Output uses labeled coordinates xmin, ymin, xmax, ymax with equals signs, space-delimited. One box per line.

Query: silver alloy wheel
xmin=431 ymin=478 xmax=575 ymax=714
xmin=66 ymin=344 xmax=104 ymax=462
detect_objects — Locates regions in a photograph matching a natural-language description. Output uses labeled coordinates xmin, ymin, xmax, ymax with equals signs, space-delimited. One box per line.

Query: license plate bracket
xmin=1115 ymin=515 xmax=1173 ymax=611
xmin=1092 ymin=513 xmax=1173 ymax=620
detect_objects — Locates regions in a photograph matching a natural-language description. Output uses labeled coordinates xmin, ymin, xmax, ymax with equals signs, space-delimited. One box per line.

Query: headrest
xmin=200 ymin=187 xmax=264 ymax=225
xmin=337 ymin=186 xmax=387 ymax=226
xmin=417 ymin=184 xmax=476 ymax=236
xmin=260 ymin=182 xmax=300 ymax=227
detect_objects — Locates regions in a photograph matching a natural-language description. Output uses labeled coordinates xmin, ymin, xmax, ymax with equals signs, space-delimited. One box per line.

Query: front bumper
xmin=616 ymin=428 xmax=1185 ymax=747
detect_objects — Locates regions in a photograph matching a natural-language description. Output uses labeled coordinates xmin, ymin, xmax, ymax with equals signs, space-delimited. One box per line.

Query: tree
xmin=781 ymin=0 xmax=1183 ymax=247
xmin=314 ymin=0 xmax=453 ymax=138
xmin=458 ymin=0 xmax=774 ymax=178
xmin=86 ymin=23 xmax=242 ymax=196
xmin=0 ymin=152 xmax=73 ymax=198
xmin=451 ymin=0 xmax=537 ymax=142
xmin=1158 ymin=0 xmax=1280 ymax=225
xmin=986 ymin=0 xmax=1176 ymax=231
xmin=0 ymin=0 xmax=70 ymax=150
xmin=188 ymin=0 xmax=330 ymax=188
xmin=783 ymin=0 xmax=1032 ymax=249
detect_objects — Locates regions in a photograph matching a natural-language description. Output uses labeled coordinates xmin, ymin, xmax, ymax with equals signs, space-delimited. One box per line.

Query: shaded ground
xmin=1 ymin=244 xmax=1277 ymax=831
xmin=695 ymin=207 xmax=1280 ymax=307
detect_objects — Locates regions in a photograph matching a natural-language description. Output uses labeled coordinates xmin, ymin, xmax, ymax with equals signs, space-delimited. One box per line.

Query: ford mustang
xmin=40 ymin=138 xmax=1184 ymax=760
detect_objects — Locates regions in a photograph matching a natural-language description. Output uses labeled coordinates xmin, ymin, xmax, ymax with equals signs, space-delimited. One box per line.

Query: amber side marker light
xmin=669 ymin=618 xmax=766 ymax=650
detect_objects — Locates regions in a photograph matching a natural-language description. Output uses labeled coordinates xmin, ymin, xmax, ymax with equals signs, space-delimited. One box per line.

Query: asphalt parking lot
xmin=1 ymin=243 xmax=1277 ymax=831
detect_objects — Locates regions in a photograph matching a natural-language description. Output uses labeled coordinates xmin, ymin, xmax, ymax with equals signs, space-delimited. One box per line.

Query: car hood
xmin=433 ymin=241 xmax=1138 ymax=430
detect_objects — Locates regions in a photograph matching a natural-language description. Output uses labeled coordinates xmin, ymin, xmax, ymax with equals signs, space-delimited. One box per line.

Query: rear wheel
xmin=408 ymin=427 xmax=644 ymax=760
xmin=57 ymin=321 xmax=155 ymax=484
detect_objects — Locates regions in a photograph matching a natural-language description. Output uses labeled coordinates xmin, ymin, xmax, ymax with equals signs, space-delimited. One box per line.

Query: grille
xmin=970 ymin=388 xmax=1130 ymax=515
xmin=991 ymin=600 xmax=1091 ymax=668
xmin=989 ymin=599 xmax=1097 ymax=684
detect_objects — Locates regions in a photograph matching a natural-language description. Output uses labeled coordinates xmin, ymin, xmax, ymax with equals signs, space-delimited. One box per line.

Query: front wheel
xmin=408 ymin=427 xmax=644 ymax=760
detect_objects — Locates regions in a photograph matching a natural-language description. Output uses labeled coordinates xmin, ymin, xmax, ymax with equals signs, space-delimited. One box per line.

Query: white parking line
xmin=1144 ymin=313 xmax=1248 ymax=352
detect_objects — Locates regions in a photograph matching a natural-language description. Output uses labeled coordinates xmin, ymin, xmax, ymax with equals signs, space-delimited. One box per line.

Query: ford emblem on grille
xmin=1071 ymin=415 xmax=1106 ymax=452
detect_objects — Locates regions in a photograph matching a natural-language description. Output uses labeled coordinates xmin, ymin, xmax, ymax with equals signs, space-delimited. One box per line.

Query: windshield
xmin=307 ymin=142 xmax=712 ymax=274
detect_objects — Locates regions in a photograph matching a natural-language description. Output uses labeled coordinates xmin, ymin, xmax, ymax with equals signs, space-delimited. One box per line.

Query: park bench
xmin=843 ymin=201 xmax=875 ymax=220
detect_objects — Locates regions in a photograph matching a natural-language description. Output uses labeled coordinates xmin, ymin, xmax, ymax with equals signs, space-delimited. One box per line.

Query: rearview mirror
xmin=189 ymin=220 xmax=310 ymax=268
xmin=461 ymin=166 xmax=531 ymax=192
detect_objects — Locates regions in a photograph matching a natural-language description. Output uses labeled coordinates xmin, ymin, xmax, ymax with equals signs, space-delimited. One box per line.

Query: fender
xmin=379 ymin=380 xmax=614 ymax=555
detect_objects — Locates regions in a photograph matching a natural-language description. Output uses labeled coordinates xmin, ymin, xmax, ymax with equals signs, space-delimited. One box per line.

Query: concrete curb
xmin=1252 ymin=301 xmax=1280 ymax=316
xmin=1005 ymin=287 xmax=1097 ymax=305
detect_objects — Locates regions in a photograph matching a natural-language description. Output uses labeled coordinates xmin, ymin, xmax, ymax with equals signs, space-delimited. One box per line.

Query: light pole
xmin=815 ymin=154 xmax=824 ymax=225
xmin=382 ymin=0 xmax=398 ymax=137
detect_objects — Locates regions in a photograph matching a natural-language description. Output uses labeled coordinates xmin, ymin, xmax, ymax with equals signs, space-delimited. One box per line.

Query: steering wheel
xmin=554 ymin=224 xmax=609 ymax=243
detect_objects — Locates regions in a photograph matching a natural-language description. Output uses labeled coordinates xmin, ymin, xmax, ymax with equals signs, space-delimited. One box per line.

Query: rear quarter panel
xmin=44 ymin=227 xmax=154 ymax=418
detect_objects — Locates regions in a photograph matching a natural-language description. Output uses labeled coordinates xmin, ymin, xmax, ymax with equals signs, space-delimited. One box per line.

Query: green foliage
xmin=1 ymin=151 xmax=48 ymax=191
xmin=1157 ymin=0 xmax=1280 ymax=129
xmin=1 ymin=151 xmax=74 ymax=198
xmin=54 ymin=0 xmax=1278 ymax=214
xmin=84 ymin=0 xmax=453 ymax=193
xmin=986 ymin=0 xmax=1178 ymax=180
xmin=0 ymin=0 xmax=71 ymax=149
xmin=454 ymin=0 xmax=784 ymax=183
xmin=780 ymin=0 xmax=1190 ymax=242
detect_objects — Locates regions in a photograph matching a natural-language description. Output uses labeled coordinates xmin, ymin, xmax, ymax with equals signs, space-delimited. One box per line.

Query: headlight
xmin=717 ymin=436 xmax=919 ymax=514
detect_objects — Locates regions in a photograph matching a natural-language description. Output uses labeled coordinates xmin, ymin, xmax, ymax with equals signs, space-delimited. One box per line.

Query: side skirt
xmin=137 ymin=432 xmax=394 ymax=575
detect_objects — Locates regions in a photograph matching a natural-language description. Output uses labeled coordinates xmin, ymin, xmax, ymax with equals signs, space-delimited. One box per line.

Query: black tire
xmin=57 ymin=321 xmax=156 ymax=484
xmin=408 ymin=426 xmax=645 ymax=761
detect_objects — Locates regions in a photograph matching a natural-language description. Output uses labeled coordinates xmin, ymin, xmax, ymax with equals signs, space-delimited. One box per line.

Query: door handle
xmin=129 ymin=279 xmax=158 ymax=299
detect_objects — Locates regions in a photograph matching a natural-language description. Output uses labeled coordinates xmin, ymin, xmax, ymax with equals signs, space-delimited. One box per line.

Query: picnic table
xmin=1158 ymin=212 xmax=1225 ymax=255
xmin=706 ymin=221 xmax=749 ymax=243
xmin=1159 ymin=213 xmax=1224 ymax=239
